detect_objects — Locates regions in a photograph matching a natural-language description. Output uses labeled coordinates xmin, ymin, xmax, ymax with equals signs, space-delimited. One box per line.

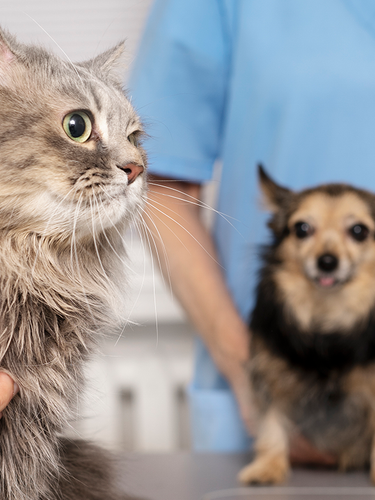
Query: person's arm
xmin=144 ymin=175 xmax=255 ymax=432
xmin=144 ymin=175 xmax=337 ymax=465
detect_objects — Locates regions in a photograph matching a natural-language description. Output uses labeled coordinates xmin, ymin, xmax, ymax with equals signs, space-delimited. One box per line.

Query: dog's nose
xmin=117 ymin=163 xmax=144 ymax=184
xmin=317 ymin=253 xmax=339 ymax=272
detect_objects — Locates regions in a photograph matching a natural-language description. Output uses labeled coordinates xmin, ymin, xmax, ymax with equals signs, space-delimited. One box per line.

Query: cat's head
xmin=0 ymin=28 xmax=146 ymax=240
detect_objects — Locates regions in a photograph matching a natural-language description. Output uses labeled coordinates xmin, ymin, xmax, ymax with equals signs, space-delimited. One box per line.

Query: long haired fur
xmin=239 ymin=165 xmax=375 ymax=485
xmin=0 ymin=29 xmax=146 ymax=500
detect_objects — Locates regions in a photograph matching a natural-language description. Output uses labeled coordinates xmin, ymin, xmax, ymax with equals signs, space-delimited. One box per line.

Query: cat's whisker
xmin=131 ymin=213 xmax=155 ymax=294
xmin=145 ymin=201 xmax=191 ymax=254
xmin=64 ymin=421 xmax=85 ymax=440
xmin=108 ymin=203 xmax=166 ymax=347
xmin=133 ymin=208 xmax=185 ymax=346
xmin=23 ymin=13 xmax=85 ymax=86
xmin=70 ymin=192 xmax=81 ymax=272
xmin=149 ymin=187 xmax=234 ymax=221
xmin=148 ymin=181 xmax=244 ymax=237
xmin=90 ymin=195 xmax=126 ymax=320
xmin=147 ymin=198 xmax=224 ymax=269
xmin=89 ymin=195 xmax=109 ymax=278
xmin=70 ymin=193 xmax=98 ymax=326
xmin=146 ymin=195 xmax=198 ymax=234
xmin=93 ymin=195 xmax=130 ymax=269
xmin=91 ymin=190 xmax=150 ymax=343
xmin=91 ymin=193 xmax=124 ymax=299
xmin=115 ymin=210 xmax=162 ymax=345
xmin=96 ymin=185 xmax=134 ymax=272
xmin=133 ymin=212 xmax=160 ymax=348
xmin=136 ymin=208 xmax=173 ymax=294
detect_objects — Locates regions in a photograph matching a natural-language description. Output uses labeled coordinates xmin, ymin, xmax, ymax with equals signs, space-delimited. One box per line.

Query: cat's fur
xmin=0 ymin=29 xmax=146 ymax=500
xmin=239 ymin=166 xmax=375 ymax=485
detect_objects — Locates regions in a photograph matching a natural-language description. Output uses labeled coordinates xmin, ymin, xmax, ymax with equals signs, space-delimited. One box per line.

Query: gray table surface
xmin=118 ymin=453 xmax=375 ymax=500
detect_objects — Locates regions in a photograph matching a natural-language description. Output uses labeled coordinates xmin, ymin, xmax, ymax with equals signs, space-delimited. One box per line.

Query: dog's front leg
xmin=238 ymin=407 xmax=290 ymax=485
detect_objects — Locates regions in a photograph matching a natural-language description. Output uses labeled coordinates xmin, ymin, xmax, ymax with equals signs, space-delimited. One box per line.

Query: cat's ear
xmin=81 ymin=41 xmax=126 ymax=81
xmin=258 ymin=164 xmax=293 ymax=212
xmin=0 ymin=29 xmax=20 ymax=86
xmin=0 ymin=29 xmax=16 ymax=66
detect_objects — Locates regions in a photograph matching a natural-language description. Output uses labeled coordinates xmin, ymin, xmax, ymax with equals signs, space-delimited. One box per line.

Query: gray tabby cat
xmin=0 ymin=28 xmax=146 ymax=500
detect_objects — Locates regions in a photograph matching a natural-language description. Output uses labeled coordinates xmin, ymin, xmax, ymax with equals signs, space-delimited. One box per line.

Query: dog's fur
xmin=239 ymin=165 xmax=375 ymax=484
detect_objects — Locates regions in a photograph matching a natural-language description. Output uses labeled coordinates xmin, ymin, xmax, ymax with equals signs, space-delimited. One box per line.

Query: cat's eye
xmin=128 ymin=132 xmax=138 ymax=147
xmin=294 ymin=221 xmax=313 ymax=239
xmin=348 ymin=223 xmax=369 ymax=242
xmin=63 ymin=111 xmax=92 ymax=143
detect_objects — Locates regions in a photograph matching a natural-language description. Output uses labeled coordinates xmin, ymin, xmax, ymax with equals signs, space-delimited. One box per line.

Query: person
xmin=0 ymin=373 xmax=18 ymax=418
xmin=129 ymin=0 xmax=375 ymax=458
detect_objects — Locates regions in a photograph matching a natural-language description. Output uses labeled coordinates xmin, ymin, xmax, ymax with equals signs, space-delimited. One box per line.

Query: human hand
xmin=289 ymin=432 xmax=337 ymax=466
xmin=0 ymin=372 xmax=18 ymax=418
xmin=208 ymin=322 xmax=337 ymax=466
xmin=224 ymin=356 xmax=259 ymax=438
xmin=206 ymin=318 xmax=258 ymax=436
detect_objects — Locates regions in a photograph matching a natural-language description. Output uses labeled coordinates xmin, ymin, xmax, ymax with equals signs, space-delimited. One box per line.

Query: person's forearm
xmin=144 ymin=177 xmax=249 ymax=363
xmin=143 ymin=177 xmax=254 ymax=431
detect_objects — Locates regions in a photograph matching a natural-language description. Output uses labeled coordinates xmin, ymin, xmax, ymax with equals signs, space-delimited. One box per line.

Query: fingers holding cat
xmin=0 ymin=372 xmax=18 ymax=417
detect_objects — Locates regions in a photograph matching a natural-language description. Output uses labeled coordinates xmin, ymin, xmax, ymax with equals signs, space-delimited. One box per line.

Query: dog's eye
xmin=294 ymin=221 xmax=313 ymax=239
xmin=349 ymin=224 xmax=369 ymax=242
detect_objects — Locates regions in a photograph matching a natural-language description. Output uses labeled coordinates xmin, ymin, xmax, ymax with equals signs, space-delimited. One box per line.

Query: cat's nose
xmin=117 ymin=163 xmax=144 ymax=184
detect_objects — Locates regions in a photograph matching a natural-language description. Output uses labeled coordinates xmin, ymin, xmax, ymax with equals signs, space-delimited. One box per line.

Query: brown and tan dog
xmin=239 ymin=165 xmax=375 ymax=485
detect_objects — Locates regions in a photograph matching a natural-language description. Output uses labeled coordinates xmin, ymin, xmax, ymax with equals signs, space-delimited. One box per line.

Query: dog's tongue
xmin=319 ymin=276 xmax=335 ymax=287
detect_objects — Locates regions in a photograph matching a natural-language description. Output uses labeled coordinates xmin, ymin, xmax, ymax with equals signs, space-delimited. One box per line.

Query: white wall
xmin=0 ymin=0 xmax=152 ymax=79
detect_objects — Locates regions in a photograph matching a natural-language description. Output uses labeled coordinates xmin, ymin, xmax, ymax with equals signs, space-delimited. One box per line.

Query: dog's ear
xmin=258 ymin=164 xmax=293 ymax=212
xmin=258 ymin=164 xmax=298 ymax=240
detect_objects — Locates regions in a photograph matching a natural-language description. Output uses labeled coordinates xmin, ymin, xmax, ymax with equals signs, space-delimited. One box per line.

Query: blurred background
xmin=0 ymin=0 xmax=216 ymax=453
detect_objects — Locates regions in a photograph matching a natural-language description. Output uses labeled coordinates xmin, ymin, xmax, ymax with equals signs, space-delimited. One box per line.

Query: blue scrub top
xmin=130 ymin=0 xmax=375 ymax=451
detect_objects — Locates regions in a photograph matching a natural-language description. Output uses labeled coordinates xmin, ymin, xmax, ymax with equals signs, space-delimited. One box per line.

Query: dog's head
xmin=259 ymin=165 xmax=375 ymax=330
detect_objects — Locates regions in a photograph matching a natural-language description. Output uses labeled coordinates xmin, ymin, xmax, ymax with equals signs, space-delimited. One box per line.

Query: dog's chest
xmin=250 ymin=336 xmax=375 ymax=455
xmin=250 ymin=273 xmax=375 ymax=372
xmin=291 ymin=374 xmax=370 ymax=452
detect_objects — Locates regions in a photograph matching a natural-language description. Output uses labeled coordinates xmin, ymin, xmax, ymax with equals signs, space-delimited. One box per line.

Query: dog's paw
xmin=237 ymin=455 xmax=289 ymax=485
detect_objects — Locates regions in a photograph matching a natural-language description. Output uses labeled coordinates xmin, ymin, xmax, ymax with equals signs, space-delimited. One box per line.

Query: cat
xmin=0 ymin=28 xmax=146 ymax=500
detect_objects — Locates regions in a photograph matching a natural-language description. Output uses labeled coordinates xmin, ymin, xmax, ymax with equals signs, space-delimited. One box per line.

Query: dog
xmin=239 ymin=165 xmax=375 ymax=484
